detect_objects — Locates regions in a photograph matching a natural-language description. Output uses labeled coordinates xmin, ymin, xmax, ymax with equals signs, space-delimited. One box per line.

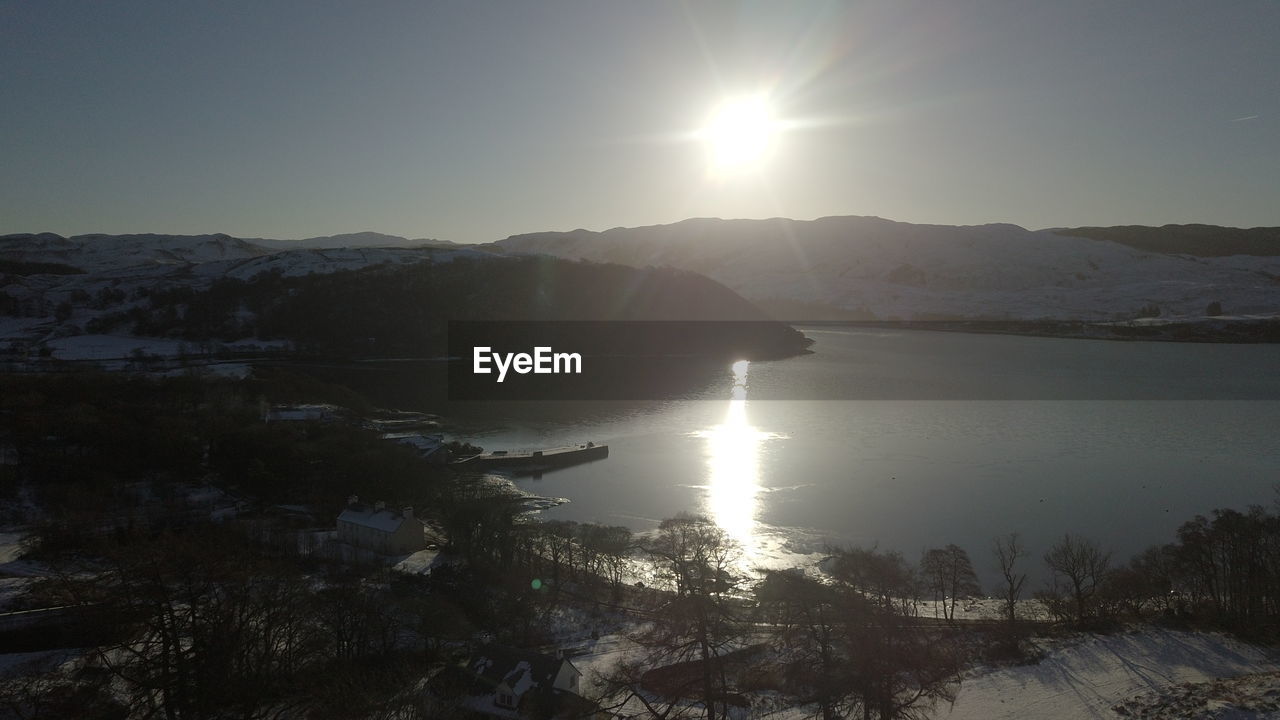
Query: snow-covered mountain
xmin=492 ymin=216 xmax=1280 ymax=321
xmin=0 ymin=233 xmax=272 ymax=274
xmin=0 ymin=231 xmax=497 ymax=356
xmin=0 ymin=231 xmax=457 ymax=274
xmin=4 ymin=219 xmax=1279 ymax=361
xmin=255 ymin=232 xmax=455 ymax=250
xmin=0 ymin=232 xmax=489 ymax=310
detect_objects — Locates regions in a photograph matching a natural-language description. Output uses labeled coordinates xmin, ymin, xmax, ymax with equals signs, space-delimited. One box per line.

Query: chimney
xmin=347 ymin=494 xmax=358 ymax=507
xmin=375 ymin=500 xmax=386 ymax=511
xmin=402 ymin=506 xmax=413 ymax=520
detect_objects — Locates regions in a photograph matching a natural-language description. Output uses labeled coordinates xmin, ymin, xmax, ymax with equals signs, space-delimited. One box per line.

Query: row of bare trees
xmin=1168 ymin=507 xmax=1280 ymax=625
xmin=36 ymin=526 xmax=469 ymax=720
xmin=515 ymin=519 xmax=634 ymax=594
xmin=596 ymin=516 xmax=968 ymax=720
xmin=442 ymin=498 xmax=1280 ymax=718
xmin=435 ymin=483 xmax=634 ymax=597
xmin=599 ymin=509 xmax=1280 ymax=720
xmin=996 ymin=504 xmax=1280 ymax=633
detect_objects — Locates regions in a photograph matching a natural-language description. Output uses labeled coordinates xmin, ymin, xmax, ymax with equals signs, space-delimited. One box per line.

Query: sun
xmin=701 ymin=94 xmax=778 ymax=174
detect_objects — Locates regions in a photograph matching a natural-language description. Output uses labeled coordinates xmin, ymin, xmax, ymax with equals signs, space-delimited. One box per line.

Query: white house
xmin=336 ymin=496 xmax=426 ymax=554
xmin=450 ymin=645 xmax=604 ymax=719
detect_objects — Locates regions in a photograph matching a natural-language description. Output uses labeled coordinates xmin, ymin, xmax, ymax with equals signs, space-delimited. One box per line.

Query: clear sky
xmin=3 ymin=1 xmax=1277 ymax=243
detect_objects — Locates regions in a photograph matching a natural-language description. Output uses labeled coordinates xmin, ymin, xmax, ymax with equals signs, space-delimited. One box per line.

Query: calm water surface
xmin=450 ymin=328 xmax=1280 ymax=584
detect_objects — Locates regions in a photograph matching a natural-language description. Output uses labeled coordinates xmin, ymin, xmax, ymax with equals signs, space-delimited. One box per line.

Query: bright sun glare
xmin=694 ymin=360 xmax=781 ymax=567
xmin=702 ymin=94 xmax=778 ymax=174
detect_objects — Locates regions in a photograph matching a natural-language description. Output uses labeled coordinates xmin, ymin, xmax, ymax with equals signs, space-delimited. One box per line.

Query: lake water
xmin=447 ymin=327 xmax=1280 ymax=586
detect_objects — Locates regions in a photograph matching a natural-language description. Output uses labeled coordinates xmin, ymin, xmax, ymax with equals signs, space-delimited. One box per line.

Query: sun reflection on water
xmin=692 ymin=360 xmax=780 ymax=563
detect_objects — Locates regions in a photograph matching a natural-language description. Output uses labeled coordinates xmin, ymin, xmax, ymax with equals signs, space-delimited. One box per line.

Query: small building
xmin=381 ymin=432 xmax=451 ymax=464
xmin=435 ymin=645 xmax=606 ymax=719
xmin=336 ymin=496 xmax=427 ymax=554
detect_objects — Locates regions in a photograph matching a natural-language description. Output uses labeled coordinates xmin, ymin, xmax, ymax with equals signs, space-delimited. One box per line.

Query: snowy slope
xmin=0 ymin=232 xmax=486 ymax=281
xmin=0 ymin=233 xmax=271 ymax=273
xmin=189 ymin=246 xmax=487 ymax=280
xmin=943 ymin=628 xmax=1280 ymax=720
xmin=254 ymin=231 xmax=455 ymax=250
xmin=493 ymin=216 xmax=1280 ymax=321
xmin=0 ymin=232 xmax=498 ymax=354
xmin=563 ymin=624 xmax=1279 ymax=720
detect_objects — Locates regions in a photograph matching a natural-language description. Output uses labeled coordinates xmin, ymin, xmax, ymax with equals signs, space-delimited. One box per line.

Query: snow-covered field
xmin=37 ymin=333 xmax=289 ymax=361
xmin=560 ymin=614 xmax=1280 ymax=720
xmin=1115 ymin=670 xmax=1280 ymax=719
xmin=943 ymin=628 xmax=1280 ymax=720
xmin=42 ymin=333 xmax=187 ymax=360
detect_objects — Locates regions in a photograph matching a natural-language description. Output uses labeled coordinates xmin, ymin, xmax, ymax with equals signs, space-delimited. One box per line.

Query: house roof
xmin=430 ymin=647 xmax=595 ymax=720
xmin=337 ymin=505 xmax=410 ymax=533
xmin=468 ymin=645 xmax=577 ymax=694
xmin=381 ymin=432 xmax=447 ymax=454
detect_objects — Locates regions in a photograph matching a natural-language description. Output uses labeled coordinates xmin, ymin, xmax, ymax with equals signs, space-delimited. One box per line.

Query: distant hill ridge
xmin=0 ymin=231 xmax=458 ymax=277
xmin=492 ymin=215 xmax=1280 ymax=321
xmin=4 ymin=216 xmax=1280 ymax=321
xmin=0 ymin=228 xmax=809 ymax=363
xmin=500 ymin=217 xmax=1280 ymax=259
xmin=1052 ymin=224 xmax=1280 ymax=257
xmin=1 ymin=230 xmax=451 ymax=251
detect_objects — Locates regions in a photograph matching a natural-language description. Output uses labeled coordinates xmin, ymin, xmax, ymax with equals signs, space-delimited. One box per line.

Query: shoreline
xmin=793 ymin=317 xmax=1280 ymax=344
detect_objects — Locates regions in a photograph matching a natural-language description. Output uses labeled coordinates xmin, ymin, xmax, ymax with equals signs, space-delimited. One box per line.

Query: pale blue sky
xmin=2 ymin=1 xmax=1277 ymax=242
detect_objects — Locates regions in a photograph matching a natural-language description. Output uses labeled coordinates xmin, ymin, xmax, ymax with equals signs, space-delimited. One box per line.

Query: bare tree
xmin=585 ymin=524 xmax=634 ymax=598
xmin=757 ymin=570 xmax=865 ymax=720
xmin=756 ymin=548 xmax=963 ymax=720
xmin=831 ymin=547 xmax=962 ymax=720
xmin=0 ymin=654 xmax=119 ymax=720
xmin=313 ymin=581 xmax=399 ymax=661
xmin=993 ymin=533 xmax=1028 ymax=627
xmin=1042 ymin=533 xmax=1112 ymax=624
xmin=826 ymin=546 xmax=919 ymax=617
xmin=920 ymin=545 xmax=981 ymax=623
xmin=57 ymin=527 xmax=318 ymax=720
xmin=598 ymin=515 xmax=747 ymax=720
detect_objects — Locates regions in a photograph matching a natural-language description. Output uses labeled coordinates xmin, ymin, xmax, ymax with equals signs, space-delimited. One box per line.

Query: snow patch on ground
xmin=0 ymin=532 xmax=40 ymax=607
xmin=392 ymin=549 xmax=442 ymax=575
xmin=1115 ymin=670 xmax=1280 ymax=719
xmin=44 ymin=334 xmax=185 ymax=360
xmin=0 ymin=532 xmax=25 ymax=565
xmin=159 ymin=362 xmax=251 ymax=378
xmin=942 ymin=628 xmax=1280 ymax=720
xmin=0 ymin=577 xmax=31 ymax=611
xmin=567 ymin=632 xmax=639 ymax=686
